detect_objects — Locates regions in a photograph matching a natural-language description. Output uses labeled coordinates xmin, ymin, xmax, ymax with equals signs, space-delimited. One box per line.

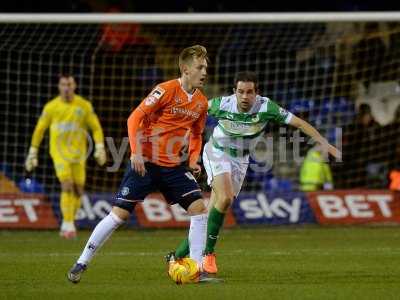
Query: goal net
xmin=1 ymin=15 xmax=400 ymax=196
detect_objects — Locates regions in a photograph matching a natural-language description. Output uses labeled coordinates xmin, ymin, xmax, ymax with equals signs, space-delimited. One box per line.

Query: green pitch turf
xmin=1 ymin=226 xmax=400 ymax=300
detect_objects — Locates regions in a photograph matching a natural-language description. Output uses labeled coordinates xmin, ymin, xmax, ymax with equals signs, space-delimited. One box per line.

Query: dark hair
xmin=358 ymin=103 xmax=372 ymax=115
xmin=234 ymin=71 xmax=258 ymax=90
xmin=58 ymin=72 xmax=74 ymax=80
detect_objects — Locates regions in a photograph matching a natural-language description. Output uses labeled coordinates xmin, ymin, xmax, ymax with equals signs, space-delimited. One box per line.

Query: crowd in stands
xmin=1 ymin=3 xmax=400 ymax=193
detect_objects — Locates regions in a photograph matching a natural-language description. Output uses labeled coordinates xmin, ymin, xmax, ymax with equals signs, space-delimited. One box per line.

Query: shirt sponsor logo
xmin=55 ymin=122 xmax=78 ymax=132
xmin=230 ymin=122 xmax=249 ymax=130
xmin=171 ymin=107 xmax=200 ymax=119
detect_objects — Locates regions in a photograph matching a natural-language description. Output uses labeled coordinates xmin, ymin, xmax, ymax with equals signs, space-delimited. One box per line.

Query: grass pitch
xmin=1 ymin=226 xmax=400 ymax=299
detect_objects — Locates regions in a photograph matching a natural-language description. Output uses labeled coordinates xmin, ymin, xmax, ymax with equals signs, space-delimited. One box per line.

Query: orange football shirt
xmin=128 ymin=79 xmax=207 ymax=167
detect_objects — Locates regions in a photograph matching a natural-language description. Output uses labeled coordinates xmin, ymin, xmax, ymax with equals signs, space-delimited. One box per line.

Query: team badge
xmin=144 ymin=86 xmax=165 ymax=106
xmin=121 ymin=187 xmax=130 ymax=196
xmin=74 ymin=107 xmax=83 ymax=116
xmin=252 ymin=115 xmax=260 ymax=122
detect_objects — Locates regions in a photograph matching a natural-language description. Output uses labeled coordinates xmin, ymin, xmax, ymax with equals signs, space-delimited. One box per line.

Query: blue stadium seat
xmin=289 ymin=98 xmax=314 ymax=114
xmin=275 ymin=86 xmax=299 ymax=102
xmin=245 ymin=159 xmax=274 ymax=184
xmin=321 ymin=97 xmax=354 ymax=114
xmin=18 ymin=178 xmax=45 ymax=194
xmin=263 ymin=177 xmax=294 ymax=192
xmin=138 ymin=66 xmax=164 ymax=87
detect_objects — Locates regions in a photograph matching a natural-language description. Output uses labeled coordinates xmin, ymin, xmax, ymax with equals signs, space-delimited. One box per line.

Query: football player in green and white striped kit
xmin=171 ymin=71 xmax=341 ymax=274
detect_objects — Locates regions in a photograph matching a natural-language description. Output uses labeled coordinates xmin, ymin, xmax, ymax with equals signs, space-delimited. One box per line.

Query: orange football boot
xmin=202 ymin=253 xmax=218 ymax=274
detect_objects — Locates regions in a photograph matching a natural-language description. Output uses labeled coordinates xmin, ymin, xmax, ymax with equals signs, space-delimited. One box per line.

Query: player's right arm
xmin=127 ymin=85 xmax=168 ymax=176
xmin=25 ymin=103 xmax=52 ymax=171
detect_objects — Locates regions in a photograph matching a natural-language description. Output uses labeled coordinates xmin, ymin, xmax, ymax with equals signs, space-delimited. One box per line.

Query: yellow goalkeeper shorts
xmin=53 ymin=159 xmax=86 ymax=186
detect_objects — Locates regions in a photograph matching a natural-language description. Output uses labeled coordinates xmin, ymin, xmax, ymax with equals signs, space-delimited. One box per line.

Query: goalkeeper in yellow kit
xmin=25 ymin=74 xmax=106 ymax=239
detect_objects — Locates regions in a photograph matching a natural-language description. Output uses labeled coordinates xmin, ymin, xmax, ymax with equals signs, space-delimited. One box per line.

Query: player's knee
xmin=74 ymin=185 xmax=84 ymax=197
xmin=61 ymin=181 xmax=74 ymax=193
xmin=186 ymin=198 xmax=207 ymax=215
xmin=111 ymin=206 xmax=131 ymax=221
xmin=217 ymin=193 xmax=235 ymax=211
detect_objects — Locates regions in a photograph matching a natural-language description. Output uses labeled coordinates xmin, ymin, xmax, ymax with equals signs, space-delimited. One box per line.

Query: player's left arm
xmin=289 ymin=115 xmax=341 ymax=160
xmin=188 ymin=108 xmax=207 ymax=174
xmin=267 ymin=99 xmax=341 ymax=160
xmin=86 ymin=103 xmax=106 ymax=166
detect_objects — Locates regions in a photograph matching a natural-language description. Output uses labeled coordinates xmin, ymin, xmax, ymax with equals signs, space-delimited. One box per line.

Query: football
xmin=168 ymin=258 xmax=200 ymax=284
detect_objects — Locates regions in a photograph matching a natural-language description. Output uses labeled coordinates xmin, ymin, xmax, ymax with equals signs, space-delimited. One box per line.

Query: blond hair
xmin=178 ymin=45 xmax=208 ymax=70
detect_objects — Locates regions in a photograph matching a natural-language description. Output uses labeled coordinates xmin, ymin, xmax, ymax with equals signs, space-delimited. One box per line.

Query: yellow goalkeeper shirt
xmin=31 ymin=95 xmax=104 ymax=162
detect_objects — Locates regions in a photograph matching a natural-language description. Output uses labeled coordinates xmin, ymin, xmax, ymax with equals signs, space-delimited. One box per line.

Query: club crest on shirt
xmin=226 ymin=113 xmax=234 ymax=119
xmin=121 ymin=187 xmax=130 ymax=196
xmin=74 ymin=107 xmax=83 ymax=116
xmin=251 ymin=114 xmax=260 ymax=122
xmin=145 ymin=86 xmax=165 ymax=106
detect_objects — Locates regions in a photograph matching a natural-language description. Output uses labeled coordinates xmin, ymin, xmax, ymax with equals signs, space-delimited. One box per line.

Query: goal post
xmin=0 ymin=12 xmax=399 ymax=196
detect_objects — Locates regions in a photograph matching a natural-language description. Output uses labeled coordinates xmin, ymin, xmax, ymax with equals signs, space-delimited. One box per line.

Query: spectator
xmin=385 ymin=107 xmax=400 ymax=190
xmin=389 ymin=169 xmax=400 ymax=191
xmin=338 ymin=103 xmax=380 ymax=188
xmin=352 ymin=22 xmax=387 ymax=87
xmin=384 ymin=22 xmax=400 ymax=81
xmin=300 ymin=144 xmax=333 ymax=191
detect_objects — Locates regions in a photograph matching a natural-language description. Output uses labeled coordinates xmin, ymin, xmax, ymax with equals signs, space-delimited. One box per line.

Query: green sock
xmin=175 ymin=237 xmax=189 ymax=259
xmin=205 ymin=206 xmax=225 ymax=254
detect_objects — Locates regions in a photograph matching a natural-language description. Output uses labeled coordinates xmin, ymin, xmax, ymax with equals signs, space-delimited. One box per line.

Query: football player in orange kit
xmin=68 ymin=45 xmax=214 ymax=283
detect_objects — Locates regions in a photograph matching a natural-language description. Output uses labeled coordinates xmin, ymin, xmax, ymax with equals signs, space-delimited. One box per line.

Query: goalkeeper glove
xmin=25 ymin=146 xmax=38 ymax=172
xmin=94 ymin=143 xmax=106 ymax=166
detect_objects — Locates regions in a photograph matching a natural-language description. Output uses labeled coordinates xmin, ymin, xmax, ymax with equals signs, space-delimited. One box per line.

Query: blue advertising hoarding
xmin=232 ymin=191 xmax=316 ymax=225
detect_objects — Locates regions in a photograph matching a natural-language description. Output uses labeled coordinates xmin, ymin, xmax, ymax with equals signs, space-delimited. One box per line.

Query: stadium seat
xmin=245 ymin=159 xmax=274 ymax=183
xmin=18 ymin=178 xmax=45 ymax=194
xmin=263 ymin=177 xmax=294 ymax=192
xmin=289 ymin=98 xmax=314 ymax=114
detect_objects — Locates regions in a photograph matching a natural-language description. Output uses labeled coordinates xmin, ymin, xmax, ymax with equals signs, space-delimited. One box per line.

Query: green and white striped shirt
xmin=208 ymin=94 xmax=293 ymax=156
